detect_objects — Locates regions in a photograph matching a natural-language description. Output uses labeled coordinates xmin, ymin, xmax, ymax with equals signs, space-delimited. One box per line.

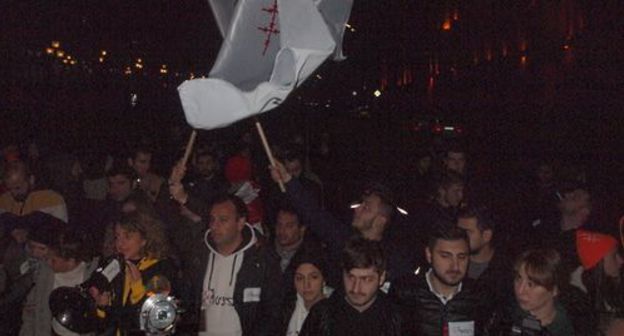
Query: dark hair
xmin=195 ymin=149 xmax=217 ymax=162
xmin=282 ymin=148 xmax=304 ymax=163
xmin=361 ymin=182 xmax=396 ymax=220
xmin=445 ymin=141 xmax=467 ymax=157
xmin=3 ymin=160 xmax=31 ymax=180
xmin=437 ymin=171 xmax=464 ymax=189
xmin=106 ymin=163 xmax=135 ymax=180
xmin=129 ymin=144 xmax=154 ymax=160
xmin=457 ymin=205 xmax=495 ymax=232
xmin=514 ymin=248 xmax=565 ymax=292
xmin=291 ymin=246 xmax=328 ymax=279
xmin=211 ymin=194 xmax=248 ymax=220
xmin=342 ymin=237 xmax=386 ymax=275
xmin=48 ymin=228 xmax=88 ymax=262
xmin=275 ymin=203 xmax=303 ymax=226
xmin=427 ymin=225 xmax=469 ymax=251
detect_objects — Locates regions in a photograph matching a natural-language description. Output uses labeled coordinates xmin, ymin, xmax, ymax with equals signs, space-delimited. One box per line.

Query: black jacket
xmin=389 ymin=270 xmax=494 ymax=336
xmin=299 ymin=292 xmax=403 ymax=336
xmin=471 ymin=248 xmax=514 ymax=311
xmin=185 ymin=225 xmax=283 ymax=336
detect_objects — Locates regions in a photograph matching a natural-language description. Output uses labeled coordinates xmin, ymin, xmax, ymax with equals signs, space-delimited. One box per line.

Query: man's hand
xmin=269 ymin=160 xmax=292 ymax=185
xmin=180 ymin=205 xmax=202 ymax=223
xmin=169 ymin=160 xmax=189 ymax=205
xmin=169 ymin=160 xmax=187 ymax=184
xmin=169 ymin=181 xmax=188 ymax=205
xmin=89 ymin=287 xmax=111 ymax=307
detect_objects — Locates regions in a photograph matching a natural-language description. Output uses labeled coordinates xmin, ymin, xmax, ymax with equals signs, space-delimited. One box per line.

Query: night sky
xmin=2 ymin=1 xmax=624 ymax=163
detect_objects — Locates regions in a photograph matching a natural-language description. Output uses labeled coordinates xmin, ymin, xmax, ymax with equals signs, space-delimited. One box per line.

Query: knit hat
xmin=576 ymin=229 xmax=618 ymax=270
xmin=224 ymin=155 xmax=252 ymax=183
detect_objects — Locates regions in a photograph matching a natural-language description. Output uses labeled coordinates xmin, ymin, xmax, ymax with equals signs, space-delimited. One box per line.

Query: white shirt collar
xmin=425 ymin=268 xmax=462 ymax=305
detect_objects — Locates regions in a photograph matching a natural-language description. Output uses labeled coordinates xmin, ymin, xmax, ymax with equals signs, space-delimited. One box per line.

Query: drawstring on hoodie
xmin=207 ymin=253 xmax=216 ymax=289
xmin=204 ymin=224 xmax=257 ymax=289
xmin=230 ymin=254 xmax=238 ymax=286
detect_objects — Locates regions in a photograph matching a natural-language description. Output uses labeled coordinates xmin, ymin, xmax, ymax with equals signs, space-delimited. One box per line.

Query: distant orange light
xmin=45 ymin=48 xmax=54 ymax=54
xmin=519 ymin=40 xmax=527 ymax=52
xmin=442 ymin=18 xmax=452 ymax=31
xmin=520 ymin=55 xmax=528 ymax=65
xmin=452 ymin=9 xmax=459 ymax=21
xmin=563 ymin=44 xmax=570 ymax=51
xmin=51 ymin=41 xmax=60 ymax=49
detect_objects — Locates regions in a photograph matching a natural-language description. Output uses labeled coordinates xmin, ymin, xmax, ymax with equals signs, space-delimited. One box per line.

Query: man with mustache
xmin=389 ymin=225 xmax=493 ymax=336
xmin=299 ymin=237 xmax=403 ymax=336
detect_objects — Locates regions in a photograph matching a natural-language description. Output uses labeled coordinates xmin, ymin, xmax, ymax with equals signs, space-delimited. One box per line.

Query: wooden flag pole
xmin=255 ymin=120 xmax=285 ymax=192
xmin=180 ymin=130 xmax=198 ymax=168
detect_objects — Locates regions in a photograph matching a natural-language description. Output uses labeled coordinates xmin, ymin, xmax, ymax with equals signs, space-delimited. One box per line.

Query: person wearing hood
xmin=189 ymin=194 xmax=282 ymax=336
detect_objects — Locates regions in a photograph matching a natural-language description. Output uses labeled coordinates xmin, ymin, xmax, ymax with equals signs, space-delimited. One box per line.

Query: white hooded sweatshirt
xmin=199 ymin=224 xmax=257 ymax=336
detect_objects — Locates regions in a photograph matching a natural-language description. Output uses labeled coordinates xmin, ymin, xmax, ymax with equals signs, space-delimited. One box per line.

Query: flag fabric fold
xmin=178 ymin=0 xmax=353 ymax=130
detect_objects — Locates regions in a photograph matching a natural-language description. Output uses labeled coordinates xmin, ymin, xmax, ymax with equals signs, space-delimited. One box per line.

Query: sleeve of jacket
xmin=387 ymin=277 xmax=419 ymax=334
xmin=285 ymin=179 xmax=350 ymax=253
xmin=298 ymin=300 xmax=328 ymax=336
xmin=256 ymin=249 xmax=284 ymax=336
xmin=18 ymin=283 xmax=36 ymax=336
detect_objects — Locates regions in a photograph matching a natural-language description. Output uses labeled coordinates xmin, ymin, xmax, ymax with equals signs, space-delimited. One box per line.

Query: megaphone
xmin=50 ymin=255 xmax=182 ymax=335
xmin=49 ymin=254 xmax=125 ymax=333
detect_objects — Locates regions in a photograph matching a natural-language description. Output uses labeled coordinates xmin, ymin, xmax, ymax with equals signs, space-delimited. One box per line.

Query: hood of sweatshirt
xmin=204 ymin=223 xmax=257 ymax=257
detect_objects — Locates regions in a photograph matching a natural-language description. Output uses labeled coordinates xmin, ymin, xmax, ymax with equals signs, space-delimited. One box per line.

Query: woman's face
xmin=294 ymin=263 xmax=325 ymax=307
xmin=603 ymin=249 xmax=624 ymax=278
xmin=514 ymin=264 xmax=557 ymax=314
xmin=114 ymin=225 xmax=146 ymax=260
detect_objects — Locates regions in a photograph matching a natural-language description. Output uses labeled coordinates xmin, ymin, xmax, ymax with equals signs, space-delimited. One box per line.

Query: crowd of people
xmin=0 ymin=131 xmax=622 ymax=336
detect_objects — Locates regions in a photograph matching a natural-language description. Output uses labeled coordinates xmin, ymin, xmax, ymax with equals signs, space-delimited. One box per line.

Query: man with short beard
xmin=299 ymin=237 xmax=402 ymax=336
xmin=389 ymin=226 xmax=493 ymax=336
xmin=457 ymin=206 xmax=513 ymax=309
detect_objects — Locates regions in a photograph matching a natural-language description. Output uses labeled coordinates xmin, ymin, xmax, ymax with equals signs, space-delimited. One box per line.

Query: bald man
xmin=0 ymin=161 xmax=67 ymax=222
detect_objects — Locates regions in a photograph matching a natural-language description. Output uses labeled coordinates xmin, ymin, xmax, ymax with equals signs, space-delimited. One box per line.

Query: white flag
xmin=178 ymin=0 xmax=353 ymax=130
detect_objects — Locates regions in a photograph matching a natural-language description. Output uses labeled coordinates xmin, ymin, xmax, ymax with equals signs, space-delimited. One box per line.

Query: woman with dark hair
xmin=281 ymin=249 xmax=333 ymax=336
xmin=90 ymin=211 xmax=176 ymax=335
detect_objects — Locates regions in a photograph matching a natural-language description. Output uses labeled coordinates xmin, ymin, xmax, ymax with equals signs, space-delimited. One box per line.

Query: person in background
xmin=224 ymin=154 xmax=266 ymax=235
xmin=127 ymin=145 xmax=165 ymax=203
xmin=19 ymin=227 xmax=98 ymax=336
xmin=457 ymin=206 xmax=513 ymax=308
xmin=573 ymin=229 xmax=624 ymax=333
xmin=0 ymin=161 xmax=68 ymax=223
